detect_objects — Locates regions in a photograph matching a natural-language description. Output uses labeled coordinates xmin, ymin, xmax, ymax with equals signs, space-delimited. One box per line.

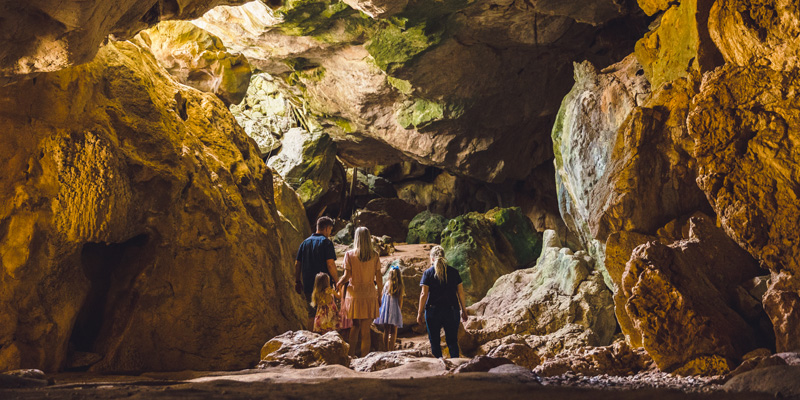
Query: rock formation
xmin=441 ymin=208 xmax=543 ymax=302
xmin=259 ymin=331 xmax=350 ymax=368
xmin=0 ymin=0 xmax=248 ymax=82
xmin=0 ymin=40 xmax=305 ymax=372
xmin=134 ymin=21 xmax=252 ymax=105
xmin=466 ymin=230 xmax=616 ymax=357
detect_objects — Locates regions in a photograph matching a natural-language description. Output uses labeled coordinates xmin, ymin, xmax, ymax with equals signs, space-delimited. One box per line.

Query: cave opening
xmin=67 ymin=234 xmax=149 ymax=370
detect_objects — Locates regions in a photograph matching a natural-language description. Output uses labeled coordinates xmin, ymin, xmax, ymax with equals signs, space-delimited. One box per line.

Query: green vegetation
xmin=406 ymin=211 xmax=449 ymax=244
xmin=387 ymin=76 xmax=413 ymax=95
xmin=485 ymin=207 xmax=542 ymax=266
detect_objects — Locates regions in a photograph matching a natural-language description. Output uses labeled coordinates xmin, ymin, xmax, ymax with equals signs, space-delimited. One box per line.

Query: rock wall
xmin=0 ymin=40 xmax=306 ymax=372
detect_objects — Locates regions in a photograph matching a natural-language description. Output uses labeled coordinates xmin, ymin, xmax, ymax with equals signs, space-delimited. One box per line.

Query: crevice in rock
xmin=67 ymin=234 xmax=150 ymax=370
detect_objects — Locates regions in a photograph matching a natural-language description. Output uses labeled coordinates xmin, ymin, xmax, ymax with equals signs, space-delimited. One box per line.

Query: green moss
xmin=329 ymin=116 xmax=356 ymax=133
xmin=484 ymin=207 xmax=542 ymax=266
xmin=276 ymin=0 xmax=376 ymax=43
xmin=387 ymin=76 xmax=413 ymax=95
xmin=407 ymin=211 xmax=449 ymax=244
xmin=396 ymin=98 xmax=444 ymax=129
xmin=366 ymin=23 xmax=443 ymax=72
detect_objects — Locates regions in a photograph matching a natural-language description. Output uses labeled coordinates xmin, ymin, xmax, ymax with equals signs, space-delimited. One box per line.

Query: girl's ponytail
xmin=389 ymin=267 xmax=405 ymax=299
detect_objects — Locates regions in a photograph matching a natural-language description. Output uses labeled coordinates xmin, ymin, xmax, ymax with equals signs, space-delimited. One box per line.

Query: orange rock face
xmin=613 ymin=213 xmax=768 ymax=374
xmin=688 ymin=64 xmax=800 ymax=352
xmin=0 ymin=40 xmax=305 ymax=372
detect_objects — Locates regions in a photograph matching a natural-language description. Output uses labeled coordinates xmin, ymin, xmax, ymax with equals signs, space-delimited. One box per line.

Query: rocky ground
xmin=0 ymin=364 xmax=777 ymax=400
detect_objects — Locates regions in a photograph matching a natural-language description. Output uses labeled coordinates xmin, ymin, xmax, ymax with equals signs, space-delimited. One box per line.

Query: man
xmin=295 ymin=216 xmax=338 ymax=327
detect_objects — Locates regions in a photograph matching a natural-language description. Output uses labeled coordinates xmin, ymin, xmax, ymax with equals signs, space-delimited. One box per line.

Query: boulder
xmin=274 ymin=174 xmax=312 ymax=255
xmin=230 ymin=73 xmax=296 ymax=157
xmin=614 ymin=213 xmax=767 ymax=375
xmin=364 ymin=198 xmax=422 ymax=226
xmin=406 ymin=211 xmax=449 ymax=244
xmin=474 ymin=325 xmax=602 ymax=363
xmin=0 ymin=40 xmax=305 ymax=372
xmin=134 ymin=21 xmax=252 ymax=105
xmin=709 ymin=0 xmax=800 ymax=71
xmin=533 ymin=340 xmax=652 ymax=377
xmin=724 ymin=365 xmax=800 ymax=398
xmin=350 ymin=349 xmax=427 ymax=372
xmin=341 ymin=0 xmax=408 ymax=19
xmin=267 ymin=128 xmax=338 ymax=207
xmin=486 ymin=342 xmax=542 ymax=370
xmin=453 ymin=356 xmax=513 ymax=374
xmin=466 ymin=230 xmax=616 ymax=347
xmin=687 ymin=64 xmax=800 ymax=352
xmin=634 ymin=0 xmax=723 ymax=89
xmin=353 ymin=210 xmax=406 ymax=241
xmin=259 ymin=331 xmax=350 ymax=368
xmin=333 ymin=222 xmax=355 ymax=245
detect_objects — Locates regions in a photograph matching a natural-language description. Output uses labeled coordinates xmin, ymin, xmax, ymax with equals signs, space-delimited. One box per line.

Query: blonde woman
xmin=337 ymin=227 xmax=382 ymax=357
xmin=416 ymin=245 xmax=468 ymax=359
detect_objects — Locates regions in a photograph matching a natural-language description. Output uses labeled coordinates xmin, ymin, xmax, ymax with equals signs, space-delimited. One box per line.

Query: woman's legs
xmin=381 ymin=324 xmax=390 ymax=351
xmin=348 ymin=320 xmax=360 ymax=357
xmin=425 ymin=307 xmax=444 ymax=358
xmin=442 ymin=307 xmax=461 ymax=358
xmin=360 ymin=319 xmax=371 ymax=356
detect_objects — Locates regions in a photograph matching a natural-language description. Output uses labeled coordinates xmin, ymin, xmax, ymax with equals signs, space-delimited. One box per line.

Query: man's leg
xmin=425 ymin=307 xmax=443 ymax=358
xmin=443 ymin=307 xmax=461 ymax=358
xmin=304 ymin=291 xmax=315 ymax=329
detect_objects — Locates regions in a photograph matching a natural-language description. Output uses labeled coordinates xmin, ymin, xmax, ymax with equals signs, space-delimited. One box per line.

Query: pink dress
xmin=343 ymin=250 xmax=381 ymax=320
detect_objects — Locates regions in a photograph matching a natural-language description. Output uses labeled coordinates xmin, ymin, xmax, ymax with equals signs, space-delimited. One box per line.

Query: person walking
xmin=374 ymin=265 xmax=404 ymax=351
xmin=295 ymin=216 xmax=338 ymax=328
xmin=337 ymin=227 xmax=381 ymax=357
xmin=416 ymin=245 xmax=468 ymax=359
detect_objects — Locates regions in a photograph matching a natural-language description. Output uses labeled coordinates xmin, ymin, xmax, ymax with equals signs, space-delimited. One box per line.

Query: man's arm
xmin=327 ymin=259 xmax=338 ymax=284
xmin=294 ymin=260 xmax=303 ymax=294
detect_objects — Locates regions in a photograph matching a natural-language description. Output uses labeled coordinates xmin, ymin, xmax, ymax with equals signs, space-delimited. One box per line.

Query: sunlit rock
xmin=612 ymin=213 xmax=767 ymax=375
xmin=688 ymin=63 xmax=800 ymax=353
xmin=267 ymin=128 xmax=337 ymax=207
xmin=259 ymin=331 xmax=350 ymax=368
xmin=0 ymin=40 xmax=305 ymax=372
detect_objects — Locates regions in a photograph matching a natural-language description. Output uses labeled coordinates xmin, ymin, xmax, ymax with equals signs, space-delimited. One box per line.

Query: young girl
xmin=311 ymin=272 xmax=339 ymax=333
xmin=374 ymin=265 xmax=404 ymax=351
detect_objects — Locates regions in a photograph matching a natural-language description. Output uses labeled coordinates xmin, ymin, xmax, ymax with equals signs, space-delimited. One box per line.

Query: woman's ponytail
xmin=430 ymin=245 xmax=447 ymax=283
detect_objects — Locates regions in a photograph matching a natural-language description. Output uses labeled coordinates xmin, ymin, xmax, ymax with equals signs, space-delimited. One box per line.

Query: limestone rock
xmin=195 ymin=0 xmax=644 ymax=184
xmin=364 ymin=198 xmax=422 ymax=226
xmin=474 ymin=325 xmax=603 ymax=362
xmin=453 ymin=356 xmax=513 ymax=374
xmin=267 ymin=128 xmax=337 ymax=207
xmin=634 ymin=0 xmax=723 ymax=89
xmin=350 ymin=349 xmax=427 ymax=372
xmin=0 ymin=0 xmax=248 ymax=81
xmin=533 ymin=341 xmax=652 ymax=377
xmin=441 ymin=208 xmax=542 ymax=303
xmin=406 ymin=211 xmax=449 ymax=244
xmin=724 ymin=365 xmax=800 ymax=398
xmin=135 ymin=21 xmax=252 ymax=105
xmin=353 ymin=210 xmax=405 ymax=242
xmin=709 ymin=0 xmax=800 ymax=71
xmin=259 ymin=331 xmax=350 ymax=368
xmin=274 ymin=174 xmax=312 ymax=254
xmin=615 ymin=213 xmax=766 ymax=374
xmin=687 ymin=64 xmax=800 ymax=352
xmin=486 ymin=342 xmax=542 ymax=370
xmin=341 ymin=0 xmax=408 ymax=19
xmin=230 ymin=73 xmax=296 ymax=156
xmin=0 ymin=40 xmax=306 ymax=372
xmin=466 ymin=230 xmax=616 ymax=348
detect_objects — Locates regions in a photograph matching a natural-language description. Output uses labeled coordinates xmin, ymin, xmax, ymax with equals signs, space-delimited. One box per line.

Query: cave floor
xmin=1 ymin=365 xmax=774 ymax=400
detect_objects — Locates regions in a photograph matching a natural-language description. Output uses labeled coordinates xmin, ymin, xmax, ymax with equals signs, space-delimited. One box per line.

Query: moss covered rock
xmin=440 ymin=208 xmax=542 ymax=303
xmin=406 ymin=211 xmax=449 ymax=244
xmin=267 ymin=128 xmax=337 ymax=207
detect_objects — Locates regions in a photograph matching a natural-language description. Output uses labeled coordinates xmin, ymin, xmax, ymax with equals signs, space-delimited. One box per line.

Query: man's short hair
xmin=316 ymin=216 xmax=335 ymax=231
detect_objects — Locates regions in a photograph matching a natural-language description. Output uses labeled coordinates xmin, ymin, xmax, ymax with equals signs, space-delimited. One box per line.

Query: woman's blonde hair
xmin=310 ymin=272 xmax=330 ymax=307
xmin=353 ymin=226 xmax=375 ymax=262
xmin=388 ymin=267 xmax=405 ymax=299
xmin=430 ymin=245 xmax=447 ymax=283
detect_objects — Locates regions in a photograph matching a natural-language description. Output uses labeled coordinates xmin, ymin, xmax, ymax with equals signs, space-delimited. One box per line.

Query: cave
xmin=67 ymin=234 xmax=150 ymax=370
xmin=0 ymin=0 xmax=798 ymax=398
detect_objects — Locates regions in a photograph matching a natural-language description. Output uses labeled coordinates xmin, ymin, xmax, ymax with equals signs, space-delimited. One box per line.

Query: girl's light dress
xmin=313 ymin=287 xmax=340 ymax=333
xmin=374 ymin=282 xmax=403 ymax=327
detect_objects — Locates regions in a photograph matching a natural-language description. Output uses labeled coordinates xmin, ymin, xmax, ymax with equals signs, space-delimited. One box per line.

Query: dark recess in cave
xmin=68 ymin=234 xmax=149 ymax=369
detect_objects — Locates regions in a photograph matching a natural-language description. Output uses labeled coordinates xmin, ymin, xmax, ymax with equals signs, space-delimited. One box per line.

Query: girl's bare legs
xmin=388 ymin=325 xmax=398 ymax=351
xmin=348 ymin=320 xmax=359 ymax=357
xmin=381 ymin=325 xmax=390 ymax=351
xmin=360 ymin=319 xmax=371 ymax=357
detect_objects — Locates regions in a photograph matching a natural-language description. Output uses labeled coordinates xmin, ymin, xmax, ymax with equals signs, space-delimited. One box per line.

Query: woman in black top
xmin=416 ymin=245 xmax=468 ymax=359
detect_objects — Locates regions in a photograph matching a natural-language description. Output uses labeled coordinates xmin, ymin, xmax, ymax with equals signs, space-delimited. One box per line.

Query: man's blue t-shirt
xmin=420 ymin=266 xmax=463 ymax=308
xmin=296 ymin=233 xmax=337 ymax=295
